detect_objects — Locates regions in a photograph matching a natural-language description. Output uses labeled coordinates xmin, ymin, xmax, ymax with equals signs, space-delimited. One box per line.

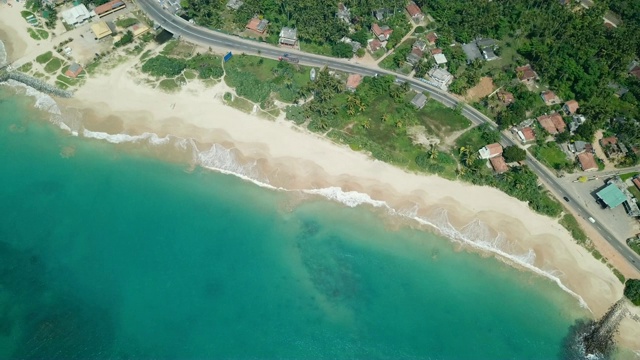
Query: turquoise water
xmin=0 ymin=90 xmax=587 ymax=359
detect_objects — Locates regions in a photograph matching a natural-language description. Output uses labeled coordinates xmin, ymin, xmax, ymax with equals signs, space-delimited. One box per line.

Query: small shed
xmin=410 ymin=92 xmax=428 ymax=109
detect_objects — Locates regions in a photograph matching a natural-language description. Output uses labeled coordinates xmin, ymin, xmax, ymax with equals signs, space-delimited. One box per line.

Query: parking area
xmin=559 ymin=175 xmax=640 ymax=241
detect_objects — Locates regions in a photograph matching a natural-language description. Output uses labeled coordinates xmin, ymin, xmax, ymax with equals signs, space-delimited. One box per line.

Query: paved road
xmin=138 ymin=0 xmax=640 ymax=272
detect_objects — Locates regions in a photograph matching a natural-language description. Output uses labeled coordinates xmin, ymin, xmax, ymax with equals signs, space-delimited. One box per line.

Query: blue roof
xmin=596 ymin=183 xmax=626 ymax=208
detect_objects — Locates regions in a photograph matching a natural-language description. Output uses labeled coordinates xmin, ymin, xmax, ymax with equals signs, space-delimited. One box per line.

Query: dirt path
xmin=593 ymin=129 xmax=616 ymax=171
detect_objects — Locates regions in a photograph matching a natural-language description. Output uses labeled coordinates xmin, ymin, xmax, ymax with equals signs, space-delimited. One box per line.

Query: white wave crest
xmin=303 ymin=187 xmax=389 ymax=208
xmin=0 ymin=40 xmax=7 ymax=67
xmin=82 ymin=129 xmax=175 ymax=144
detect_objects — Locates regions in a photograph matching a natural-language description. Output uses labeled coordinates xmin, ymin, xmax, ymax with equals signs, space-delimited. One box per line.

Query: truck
xmin=278 ymin=54 xmax=299 ymax=64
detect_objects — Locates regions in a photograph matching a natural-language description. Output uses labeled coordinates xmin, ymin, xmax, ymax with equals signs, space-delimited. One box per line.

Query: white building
xmin=433 ymin=53 xmax=447 ymax=65
xmin=426 ymin=67 xmax=453 ymax=91
xmin=61 ymin=4 xmax=93 ymax=26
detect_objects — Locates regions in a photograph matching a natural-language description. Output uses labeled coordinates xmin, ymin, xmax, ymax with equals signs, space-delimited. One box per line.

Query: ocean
xmin=0 ymin=86 xmax=591 ymax=359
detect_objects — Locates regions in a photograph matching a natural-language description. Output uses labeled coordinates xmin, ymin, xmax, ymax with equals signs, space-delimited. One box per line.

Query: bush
xmin=285 ymin=105 xmax=306 ymax=125
xmin=115 ymin=18 xmax=139 ymax=28
xmin=114 ymin=31 xmax=134 ymax=47
xmin=332 ymin=42 xmax=353 ymax=58
xmin=624 ymin=279 xmax=640 ymax=306
xmin=141 ymin=55 xmax=186 ymax=77
xmin=503 ymin=145 xmax=526 ymax=162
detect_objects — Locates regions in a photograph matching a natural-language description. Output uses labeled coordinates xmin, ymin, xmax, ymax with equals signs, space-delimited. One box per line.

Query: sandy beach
xmin=1 ymin=2 xmax=639 ymax=350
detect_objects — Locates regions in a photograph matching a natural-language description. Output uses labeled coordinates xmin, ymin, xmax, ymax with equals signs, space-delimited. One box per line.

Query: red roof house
xmin=537 ymin=114 xmax=566 ymax=134
xmin=405 ymin=1 xmax=424 ymax=23
xmin=577 ymin=152 xmax=598 ymax=172
xmin=95 ymin=0 xmax=126 ymax=17
xmin=371 ymin=23 xmax=393 ymax=41
xmin=516 ymin=64 xmax=538 ymax=83
xmin=368 ymin=38 xmax=383 ymax=52
xmin=490 ymin=156 xmax=509 ymax=174
xmin=497 ymin=90 xmax=514 ymax=105
xmin=563 ymin=100 xmax=579 ymax=114
xmin=518 ymin=127 xmax=535 ymax=143
xmin=478 ymin=142 xmax=503 ymax=159
xmin=346 ymin=74 xmax=363 ymax=91
xmin=541 ymin=90 xmax=562 ymax=105
xmin=430 ymin=48 xmax=442 ymax=55
xmin=425 ymin=32 xmax=438 ymax=45
xmin=245 ymin=17 xmax=269 ymax=34
xmin=64 ymin=63 xmax=83 ymax=78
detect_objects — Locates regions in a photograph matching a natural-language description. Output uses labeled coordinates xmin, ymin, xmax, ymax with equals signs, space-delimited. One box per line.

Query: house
xmin=476 ymin=38 xmax=498 ymax=61
xmin=490 ymin=156 xmax=509 ymax=174
xmin=541 ymin=90 xmax=561 ymax=106
xmin=629 ymin=61 xmax=640 ymax=80
xmin=577 ymin=152 xmax=598 ymax=172
xmin=130 ymin=24 xmax=150 ymax=37
xmin=430 ymin=48 xmax=442 ymax=55
xmin=563 ymin=100 xmax=579 ymax=115
xmin=600 ymin=136 xmax=628 ymax=158
xmin=373 ymin=8 xmax=389 ymax=21
xmin=537 ymin=113 xmax=566 ymax=134
xmin=497 ymin=90 xmax=514 ymax=105
xmin=350 ymin=41 xmax=361 ymax=53
xmin=226 ymin=0 xmax=243 ymax=10
xmin=410 ymin=92 xmax=428 ymax=109
xmin=427 ymin=67 xmax=453 ymax=90
xmin=433 ymin=52 xmax=447 ymax=65
xmin=94 ymin=0 xmax=126 ymax=17
xmin=65 ymin=63 xmax=83 ymax=78
xmin=478 ymin=143 xmax=503 ymax=159
xmin=571 ymin=140 xmax=593 ymax=154
xmin=516 ymin=64 xmax=538 ymax=84
xmin=425 ymin=32 xmax=438 ymax=46
xmin=91 ymin=21 xmax=112 ymax=39
xmin=368 ymin=39 xmax=384 ymax=52
xmin=462 ymin=42 xmax=482 ymax=62
xmin=406 ymin=48 xmax=423 ymax=66
xmin=336 ymin=3 xmax=351 ymax=24
xmin=569 ymin=114 xmax=586 ymax=133
xmin=279 ymin=27 xmax=298 ymax=47
xmin=60 ymin=4 xmax=91 ymax=26
xmin=245 ymin=17 xmax=269 ymax=34
xmin=413 ymin=40 xmax=427 ymax=52
xmin=346 ymin=74 xmax=363 ymax=92
xmin=406 ymin=2 xmax=424 ymax=23
xmin=517 ymin=127 xmax=536 ymax=144
xmin=371 ymin=23 xmax=393 ymax=41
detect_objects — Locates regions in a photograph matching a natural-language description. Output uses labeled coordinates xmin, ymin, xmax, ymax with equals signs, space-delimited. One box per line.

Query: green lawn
xmin=44 ymin=58 xmax=63 ymax=73
xmin=20 ymin=10 xmax=35 ymax=20
xmin=531 ymin=142 xmax=574 ymax=170
xmin=300 ymin=41 xmax=333 ymax=57
xmin=628 ymin=238 xmax=640 ymax=256
xmin=455 ymin=126 xmax=487 ymax=152
xmin=226 ymin=95 xmax=256 ymax=113
xmin=115 ymin=17 xmax=139 ymax=28
xmin=621 ymin=172 xmax=640 ymax=181
xmin=160 ymin=40 xmax=195 ymax=58
xmin=18 ymin=62 xmax=33 ymax=73
xmin=183 ymin=69 xmax=197 ymax=80
xmin=35 ymin=51 xmax=53 ymax=64
xmin=418 ymin=101 xmax=472 ymax=136
xmin=628 ymin=186 xmax=640 ymax=201
xmin=36 ymin=29 xmax=49 ymax=39
xmin=27 ymin=28 xmax=41 ymax=40
xmin=158 ymin=78 xmax=181 ymax=92
xmin=378 ymin=39 xmax=413 ymax=72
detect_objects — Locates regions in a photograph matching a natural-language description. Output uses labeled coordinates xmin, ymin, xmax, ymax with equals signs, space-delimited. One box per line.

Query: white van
xmin=588 ymin=217 xmax=596 ymax=223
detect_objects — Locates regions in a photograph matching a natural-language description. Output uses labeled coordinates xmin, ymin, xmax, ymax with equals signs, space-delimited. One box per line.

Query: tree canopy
xmin=624 ymin=279 xmax=640 ymax=306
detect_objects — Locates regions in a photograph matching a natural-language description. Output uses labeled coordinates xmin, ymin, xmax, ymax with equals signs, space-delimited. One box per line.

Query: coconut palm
xmin=381 ymin=114 xmax=390 ymax=123
xmin=361 ymin=118 xmax=371 ymax=130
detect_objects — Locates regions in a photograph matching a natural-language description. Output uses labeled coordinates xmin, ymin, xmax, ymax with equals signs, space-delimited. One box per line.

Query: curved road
xmin=138 ymin=0 xmax=640 ymax=272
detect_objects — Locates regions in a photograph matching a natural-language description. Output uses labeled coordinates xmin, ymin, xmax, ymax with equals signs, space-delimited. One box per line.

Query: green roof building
xmin=596 ymin=183 xmax=626 ymax=208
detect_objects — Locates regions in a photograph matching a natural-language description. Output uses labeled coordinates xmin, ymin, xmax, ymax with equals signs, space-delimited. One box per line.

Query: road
xmin=137 ymin=0 xmax=640 ymax=271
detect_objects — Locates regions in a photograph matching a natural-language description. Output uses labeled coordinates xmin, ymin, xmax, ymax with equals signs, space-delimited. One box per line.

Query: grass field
xmin=18 ymin=62 xmax=33 ymax=73
xmin=224 ymin=54 xmax=311 ymax=103
xmin=115 ymin=17 xmax=139 ymax=28
xmin=158 ymin=78 xmax=180 ymax=92
xmin=161 ymin=40 xmax=195 ymax=58
xmin=226 ymin=95 xmax=256 ymax=113
xmin=44 ymin=58 xmax=63 ymax=73
xmin=621 ymin=172 xmax=640 ymax=181
xmin=531 ymin=142 xmax=573 ymax=170
xmin=300 ymin=41 xmax=333 ymax=57
xmin=35 ymin=51 xmax=53 ymax=64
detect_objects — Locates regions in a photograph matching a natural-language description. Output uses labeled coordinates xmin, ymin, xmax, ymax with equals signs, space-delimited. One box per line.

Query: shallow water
xmin=0 ymin=90 xmax=589 ymax=359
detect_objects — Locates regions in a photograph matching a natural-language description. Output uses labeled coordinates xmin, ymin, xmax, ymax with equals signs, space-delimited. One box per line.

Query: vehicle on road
xmin=563 ymin=196 xmax=570 ymax=202
xmin=588 ymin=217 xmax=596 ymax=223
xmin=278 ymin=54 xmax=299 ymax=64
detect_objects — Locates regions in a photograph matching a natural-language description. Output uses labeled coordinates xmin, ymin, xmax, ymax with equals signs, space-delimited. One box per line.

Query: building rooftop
xmin=346 ymin=74 xmax=362 ymax=90
xmin=226 ymin=0 xmax=243 ymax=10
xmin=279 ymin=27 xmax=297 ymax=40
xmin=518 ymin=127 xmax=535 ymax=142
xmin=601 ymin=136 xmax=618 ymax=146
xmin=597 ymin=183 xmax=626 ymax=208
xmin=478 ymin=142 xmax=503 ymax=159
xmin=410 ymin=92 xmax=428 ymax=109
xmin=537 ymin=113 xmax=565 ymax=134
xmin=490 ymin=156 xmax=508 ymax=173
xmin=577 ymin=152 xmax=597 ymax=171
xmin=246 ymin=18 xmax=268 ymax=33
xmin=425 ymin=32 xmax=438 ymax=45
xmin=564 ymin=100 xmax=579 ymax=114
xmin=433 ymin=53 xmax=447 ymax=64
xmin=91 ymin=21 xmax=112 ymax=39
xmin=497 ymin=90 xmax=514 ymax=105
xmin=406 ymin=2 xmax=422 ymax=17
xmin=541 ymin=90 xmax=561 ymax=105
xmin=462 ymin=42 xmax=482 ymax=61
xmin=61 ymin=4 xmax=91 ymax=25
xmin=516 ymin=64 xmax=538 ymax=81
xmin=95 ymin=0 xmax=125 ymax=16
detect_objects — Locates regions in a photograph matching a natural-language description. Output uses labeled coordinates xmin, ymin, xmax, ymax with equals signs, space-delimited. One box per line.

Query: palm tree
xmin=381 ymin=114 xmax=390 ymax=123
xmin=395 ymin=120 xmax=403 ymax=128
xmin=361 ymin=118 xmax=371 ymax=130
xmin=428 ymin=144 xmax=438 ymax=160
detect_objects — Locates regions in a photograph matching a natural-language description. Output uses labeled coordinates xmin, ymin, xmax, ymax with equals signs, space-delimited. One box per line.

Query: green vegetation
xmin=160 ymin=40 xmax=195 ymax=58
xmin=140 ymin=50 xmax=153 ymax=62
xmin=379 ymin=40 xmax=413 ymax=73
xmin=627 ymin=237 xmax=640 ymax=256
xmin=20 ymin=10 xmax=35 ymax=20
xmin=300 ymin=42 xmax=333 ymax=57
xmin=185 ymin=54 xmax=223 ymax=79
xmin=142 ymin=55 xmax=187 ymax=77
xmin=559 ymin=214 xmax=588 ymax=245
xmin=55 ymin=74 xmax=81 ymax=89
xmin=331 ymin=42 xmax=353 ymax=59
xmin=628 ymin=186 xmax=640 ymax=201
xmin=26 ymin=28 xmax=44 ymax=41
xmin=624 ymin=279 xmax=640 ymax=306
xmin=531 ymin=142 xmax=574 ymax=171
xmin=35 ymin=51 xmax=53 ymax=64
xmin=620 ymin=172 xmax=640 ymax=181
xmin=44 ymin=58 xmax=63 ymax=73
xmin=183 ymin=69 xmax=197 ymax=80
xmin=114 ymin=31 xmax=134 ymax=48
xmin=226 ymin=96 xmax=255 ymax=113
xmin=115 ymin=17 xmax=139 ymax=28
xmin=502 ymin=145 xmax=526 ymax=163
xmin=158 ymin=78 xmax=180 ymax=92
xmin=224 ymin=54 xmax=309 ymax=103
xmin=18 ymin=62 xmax=33 ymax=73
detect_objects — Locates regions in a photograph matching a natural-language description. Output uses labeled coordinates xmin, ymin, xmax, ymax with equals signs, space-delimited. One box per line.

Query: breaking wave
xmin=4 ymin=82 xmax=590 ymax=310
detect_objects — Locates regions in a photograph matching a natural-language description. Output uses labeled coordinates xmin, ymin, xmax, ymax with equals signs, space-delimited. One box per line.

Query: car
xmin=588 ymin=217 xmax=596 ymax=223
xmin=563 ymin=196 xmax=570 ymax=202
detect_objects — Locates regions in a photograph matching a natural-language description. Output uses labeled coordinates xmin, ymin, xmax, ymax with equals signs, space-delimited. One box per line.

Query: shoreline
xmin=2 ymin=20 xmax=640 ymax=353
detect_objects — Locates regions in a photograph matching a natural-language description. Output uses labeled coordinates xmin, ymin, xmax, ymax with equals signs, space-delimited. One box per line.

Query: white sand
xmin=0 ymin=1 xmax=47 ymax=62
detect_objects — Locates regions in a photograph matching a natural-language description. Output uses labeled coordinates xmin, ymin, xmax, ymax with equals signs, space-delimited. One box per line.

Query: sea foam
xmin=1 ymin=81 xmax=591 ymax=310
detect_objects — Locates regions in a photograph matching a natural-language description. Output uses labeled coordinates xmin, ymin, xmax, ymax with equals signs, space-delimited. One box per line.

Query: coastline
xmin=2 ymin=12 xmax=640 ymax=353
